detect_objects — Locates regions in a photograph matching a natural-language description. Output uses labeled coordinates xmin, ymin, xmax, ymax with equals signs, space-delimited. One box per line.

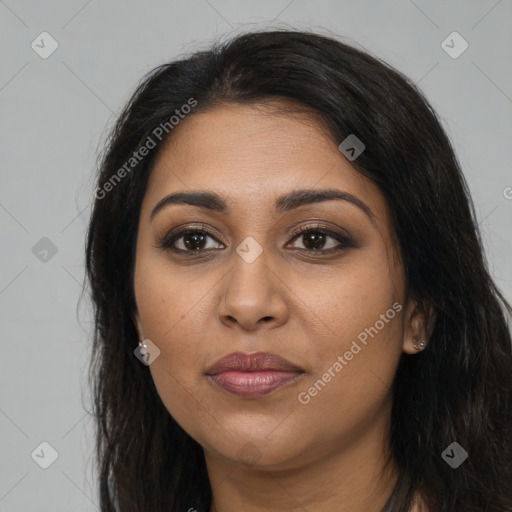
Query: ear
xmin=402 ymin=298 xmax=436 ymax=354
xmin=132 ymin=310 xmax=145 ymax=342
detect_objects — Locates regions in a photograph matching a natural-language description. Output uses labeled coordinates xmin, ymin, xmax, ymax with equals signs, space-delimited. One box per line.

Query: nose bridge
xmin=230 ymin=234 xmax=273 ymax=301
xmin=218 ymin=234 xmax=288 ymax=328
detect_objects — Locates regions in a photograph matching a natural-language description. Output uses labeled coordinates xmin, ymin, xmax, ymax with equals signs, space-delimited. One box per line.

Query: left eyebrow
xmin=150 ymin=188 xmax=376 ymax=224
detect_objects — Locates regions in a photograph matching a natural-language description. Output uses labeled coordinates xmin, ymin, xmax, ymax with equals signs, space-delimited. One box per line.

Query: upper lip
xmin=205 ymin=351 xmax=304 ymax=375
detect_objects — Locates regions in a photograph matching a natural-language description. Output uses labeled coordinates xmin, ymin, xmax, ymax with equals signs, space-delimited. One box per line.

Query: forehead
xmin=142 ymin=103 xmax=388 ymax=226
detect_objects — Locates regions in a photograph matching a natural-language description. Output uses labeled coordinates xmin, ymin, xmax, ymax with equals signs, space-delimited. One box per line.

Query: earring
xmin=413 ymin=335 xmax=427 ymax=351
xmin=138 ymin=340 xmax=151 ymax=364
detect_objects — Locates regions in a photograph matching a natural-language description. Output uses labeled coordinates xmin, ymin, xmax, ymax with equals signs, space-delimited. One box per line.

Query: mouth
xmin=205 ymin=351 xmax=305 ymax=398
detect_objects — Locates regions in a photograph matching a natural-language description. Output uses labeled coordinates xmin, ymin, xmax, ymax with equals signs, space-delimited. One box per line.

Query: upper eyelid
xmin=168 ymin=223 xmax=345 ymax=238
xmin=161 ymin=223 xmax=351 ymax=249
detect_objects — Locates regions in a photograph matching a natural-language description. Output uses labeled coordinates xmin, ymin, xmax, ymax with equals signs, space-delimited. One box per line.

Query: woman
xmin=84 ymin=29 xmax=512 ymax=511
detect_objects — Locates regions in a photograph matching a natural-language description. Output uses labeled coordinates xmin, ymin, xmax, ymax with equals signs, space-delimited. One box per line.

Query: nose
xmin=217 ymin=247 xmax=289 ymax=331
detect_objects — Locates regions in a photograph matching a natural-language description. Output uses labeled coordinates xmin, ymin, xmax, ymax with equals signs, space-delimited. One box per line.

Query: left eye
xmin=287 ymin=229 xmax=345 ymax=251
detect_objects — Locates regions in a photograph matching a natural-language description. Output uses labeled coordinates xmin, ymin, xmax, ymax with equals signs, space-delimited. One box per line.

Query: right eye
xmin=156 ymin=227 xmax=225 ymax=255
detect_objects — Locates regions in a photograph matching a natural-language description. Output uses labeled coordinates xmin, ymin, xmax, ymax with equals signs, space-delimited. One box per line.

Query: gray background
xmin=1 ymin=1 xmax=511 ymax=510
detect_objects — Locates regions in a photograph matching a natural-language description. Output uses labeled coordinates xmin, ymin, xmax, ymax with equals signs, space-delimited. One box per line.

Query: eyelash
xmin=155 ymin=223 xmax=354 ymax=257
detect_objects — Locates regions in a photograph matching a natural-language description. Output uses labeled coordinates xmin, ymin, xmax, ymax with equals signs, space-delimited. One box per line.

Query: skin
xmin=132 ymin=102 xmax=431 ymax=512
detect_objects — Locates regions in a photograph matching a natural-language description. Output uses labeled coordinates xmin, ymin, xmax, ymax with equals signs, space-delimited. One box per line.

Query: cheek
xmin=295 ymin=258 xmax=404 ymax=412
xmin=133 ymin=258 xmax=218 ymax=428
xmin=297 ymin=252 xmax=403 ymax=354
xmin=133 ymin=252 xmax=216 ymax=344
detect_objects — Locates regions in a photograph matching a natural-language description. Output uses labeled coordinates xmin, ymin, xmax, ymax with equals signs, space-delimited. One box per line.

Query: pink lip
xmin=205 ymin=351 xmax=305 ymax=397
xmin=208 ymin=370 xmax=303 ymax=397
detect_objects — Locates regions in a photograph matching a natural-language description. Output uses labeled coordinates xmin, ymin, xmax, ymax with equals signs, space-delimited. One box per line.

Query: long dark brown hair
xmin=83 ymin=29 xmax=512 ymax=511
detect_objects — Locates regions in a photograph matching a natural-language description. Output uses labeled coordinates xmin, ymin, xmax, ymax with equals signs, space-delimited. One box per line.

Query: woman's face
xmin=133 ymin=102 xmax=422 ymax=474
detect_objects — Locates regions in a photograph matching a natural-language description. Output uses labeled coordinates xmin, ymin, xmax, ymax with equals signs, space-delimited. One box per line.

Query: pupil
xmin=184 ymin=233 xmax=205 ymax=250
xmin=304 ymin=233 xmax=324 ymax=250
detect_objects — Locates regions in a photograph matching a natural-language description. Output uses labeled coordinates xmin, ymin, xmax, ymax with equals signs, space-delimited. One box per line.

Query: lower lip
xmin=208 ymin=370 xmax=303 ymax=397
